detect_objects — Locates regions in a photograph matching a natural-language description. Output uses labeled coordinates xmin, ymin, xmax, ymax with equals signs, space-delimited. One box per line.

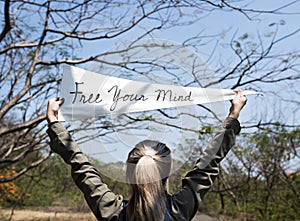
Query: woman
xmin=46 ymin=90 xmax=247 ymax=221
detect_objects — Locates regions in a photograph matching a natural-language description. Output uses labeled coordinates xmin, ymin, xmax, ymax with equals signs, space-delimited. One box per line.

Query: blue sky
xmin=78 ymin=1 xmax=300 ymax=60
xmin=70 ymin=1 xmax=300 ymax=172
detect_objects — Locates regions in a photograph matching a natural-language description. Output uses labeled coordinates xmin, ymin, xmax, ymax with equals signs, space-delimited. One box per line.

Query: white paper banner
xmin=58 ymin=65 xmax=261 ymax=120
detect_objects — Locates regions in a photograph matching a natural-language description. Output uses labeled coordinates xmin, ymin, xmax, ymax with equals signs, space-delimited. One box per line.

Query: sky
xmin=79 ymin=1 xmax=300 ymax=59
xmin=69 ymin=0 xmax=300 ymax=174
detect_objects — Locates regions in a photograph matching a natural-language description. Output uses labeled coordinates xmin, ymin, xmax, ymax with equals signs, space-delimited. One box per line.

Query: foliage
xmin=5 ymin=155 xmax=87 ymax=210
xmin=200 ymin=126 xmax=300 ymax=221
xmin=0 ymin=169 xmax=29 ymax=206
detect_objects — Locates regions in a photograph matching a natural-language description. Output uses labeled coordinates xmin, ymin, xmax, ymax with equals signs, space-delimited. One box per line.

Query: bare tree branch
xmin=0 ymin=0 xmax=11 ymax=42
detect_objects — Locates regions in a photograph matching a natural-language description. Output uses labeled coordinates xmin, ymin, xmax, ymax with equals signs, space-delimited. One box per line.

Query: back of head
xmin=126 ymin=140 xmax=172 ymax=221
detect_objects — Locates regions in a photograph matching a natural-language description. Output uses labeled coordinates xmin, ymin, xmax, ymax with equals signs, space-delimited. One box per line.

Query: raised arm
xmin=46 ymin=98 xmax=124 ymax=220
xmin=170 ymin=90 xmax=247 ymax=220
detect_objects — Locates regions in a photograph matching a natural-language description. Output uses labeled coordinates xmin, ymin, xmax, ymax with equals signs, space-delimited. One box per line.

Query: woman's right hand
xmin=228 ymin=90 xmax=247 ymax=119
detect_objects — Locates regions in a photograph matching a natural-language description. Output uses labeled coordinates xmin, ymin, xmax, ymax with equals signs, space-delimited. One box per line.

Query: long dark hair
xmin=126 ymin=140 xmax=172 ymax=221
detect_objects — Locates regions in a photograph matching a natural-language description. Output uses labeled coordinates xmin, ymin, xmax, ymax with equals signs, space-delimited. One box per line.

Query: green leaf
xmin=240 ymin=33 xmax=249 ymax=40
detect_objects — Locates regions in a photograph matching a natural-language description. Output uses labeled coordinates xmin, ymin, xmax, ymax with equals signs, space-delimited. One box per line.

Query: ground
xmin=0 ymin=207 xmax=220 ymax=221
xmin=0 ymin=207 xmax=97 ymax=221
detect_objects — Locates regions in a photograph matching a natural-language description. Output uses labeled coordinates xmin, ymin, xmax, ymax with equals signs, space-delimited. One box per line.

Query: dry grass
xmin=0 ymin=208 xmax=97 ymax=221
xmin=0 ymin=207 xmax=229 ymax=221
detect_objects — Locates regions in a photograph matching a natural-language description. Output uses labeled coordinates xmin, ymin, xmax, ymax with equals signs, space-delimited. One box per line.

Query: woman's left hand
xmin=46 ymin=98 xmax=64 ymax=124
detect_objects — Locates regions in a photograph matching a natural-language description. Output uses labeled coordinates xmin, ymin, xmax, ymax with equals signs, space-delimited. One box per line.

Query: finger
xmin=233 ymin=89 xmax=242 ymax=96
xmin=53 ymin=97 xmax=64 ymax=103
xmin=58 ymin=98 xmax=65 ymax=106
xmin=237 ymin=90 xmax=244 ymax=97
xmin=49 ymin=97 xmax=64 ymax=106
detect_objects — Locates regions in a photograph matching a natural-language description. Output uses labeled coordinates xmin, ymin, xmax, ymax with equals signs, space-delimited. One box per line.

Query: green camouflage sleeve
xmin=170 ymin=117 xmax=240 ymax=220
xmin=47 ymin=122 xmax=124 ymax=221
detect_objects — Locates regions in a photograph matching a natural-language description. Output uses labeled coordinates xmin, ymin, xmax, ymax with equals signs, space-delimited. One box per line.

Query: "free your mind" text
xmin=69 ymin=82 xmax=193 ymax=111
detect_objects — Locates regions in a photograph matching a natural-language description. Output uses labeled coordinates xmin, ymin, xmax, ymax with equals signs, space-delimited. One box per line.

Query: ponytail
xmin=126 ymin=140 xmax=171 ymax=221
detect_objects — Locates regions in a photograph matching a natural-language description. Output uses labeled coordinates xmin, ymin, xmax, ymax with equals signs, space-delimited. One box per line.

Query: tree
xmin=202 ymin=126 xmax=300 ymax=220
xmin=0 ymin=0 xmax=299 ymax=212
